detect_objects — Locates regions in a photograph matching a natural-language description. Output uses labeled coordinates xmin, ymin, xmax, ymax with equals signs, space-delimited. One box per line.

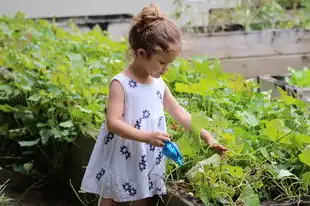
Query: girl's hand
xmin=209 ymin=143 xmax=228 ymax=154
xmin=201 ymin=129 xmax=228 ymax=154
xmin=146 ymin=132 xmax=170 ymax=147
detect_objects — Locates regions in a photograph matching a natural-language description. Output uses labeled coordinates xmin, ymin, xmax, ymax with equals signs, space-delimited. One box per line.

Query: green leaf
xmin=299 ymin=145 xmax=310 ymax=167
xmin=186 ymin=154 xmax=221 ymax=181
xmin=222 ymin=165 xmax=244 ymax=178
xmin=278 ymin=87 xmax=296 ymax=105
xmin=59 ymin=121 xmax=74 ymax=128
xmin=39 ymin=129 xmax=53 ymax=145
xmin=0 ymin=104 xmax=16 ymax=112
xmin=260 ymin=147 xmax=269 ymax=159
xmin=18 ymin=138 xmax=40 ymax=147
xmin=263 ymin=119 xmax=291 ymax=144
xmin=176 ymin=134 xmax=196 ymax=157
xmin=28 ymin=93 xmax=41 ymax=102
xmin=191 ymin=113 xmax=210 ymax=136
xmin=277 ymin=169 xmax=294 ymax=179
xmin=237 ymin=184 xmax=260 ymax=206
xmin=237 ymin=111 xmax=259 ymax=127
xmin=302 ymin=171 xmax=310 ymax=189
xmin=67 ymin=53 xmax=85 ymax=68
xmin=75 ymin=105 xmax=92 ymax=113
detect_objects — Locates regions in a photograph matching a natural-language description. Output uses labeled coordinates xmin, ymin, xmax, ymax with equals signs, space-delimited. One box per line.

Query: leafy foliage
xmin=0 ymin=13 xmax=126 ymax=176
xmin=1 ymin=13 xmax=310 ymax=205
xmin=164 ymin=57 xmax=310 ymax=204
xmin=286 ymin=67 xmax=310 ymax=88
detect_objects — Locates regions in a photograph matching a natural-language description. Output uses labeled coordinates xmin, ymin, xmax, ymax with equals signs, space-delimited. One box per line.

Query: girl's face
xmin=136 ymin=43 xmax=181 ymax=78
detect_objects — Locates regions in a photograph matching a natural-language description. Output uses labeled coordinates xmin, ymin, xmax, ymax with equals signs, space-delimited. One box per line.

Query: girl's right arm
xmin=106 ymin=80 xmax=170 ymax=147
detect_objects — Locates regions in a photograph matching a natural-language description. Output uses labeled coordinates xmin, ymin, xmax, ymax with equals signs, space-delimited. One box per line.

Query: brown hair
xmin=128 ymin=3 xmax=182 ymax=57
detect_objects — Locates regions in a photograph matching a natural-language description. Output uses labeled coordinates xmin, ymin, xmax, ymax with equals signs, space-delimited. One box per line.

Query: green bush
xmin=0 ymin=13 xmax=126 ymax=176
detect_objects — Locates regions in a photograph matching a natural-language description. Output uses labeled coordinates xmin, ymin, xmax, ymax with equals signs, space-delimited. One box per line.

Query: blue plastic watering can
xmin=162 ymin=141 xmax=183 ymax=166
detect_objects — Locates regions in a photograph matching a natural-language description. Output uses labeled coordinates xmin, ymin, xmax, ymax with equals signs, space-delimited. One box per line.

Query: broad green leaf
xmin=237 ymin=111 xmax=259 ymax=127
xmin=67 ymin=53 xmax=85 ymax=68
xmin=52 ymin=128 xmax=62 ymax=138
xmin=222 ymin=165 xmax=244 ymax=178
xmin=28 ymin=93 xmax=41 ymax=102
xmin=237 ymin=184 xmax=260 ymax=206
xmin=277 ymin=169 xmax=294 ymax=179
xmin=291 ymin=133 xmax=310 ymax=148
xmin=186 ymin=154 xmax=221 ymax=180
xmin=263 ymin=119 xmax=291 ymax=144
xmin=90 ymin=74 xmax=104 ymax=83
xmin=176 ymin=135 xmax=196 ymax=157
xmin=260 ymin=147 xmax=269 ymax=159
xmin=75 ymin=105 xmax=92 ymax=113
xmin=191 ymin=113 xmax=210 ymax=135
xmin=0 ymin=104 xmax=16 ymax=112
xmin=59 ymin=121 xmax=74 ymax=128
xmin=18 ymin=138 xmax=40 ymax=147
xmin=302 ymin=171 xmax=310 ymax=189
xmin=299 ymin=145 xmax=310 ymax=167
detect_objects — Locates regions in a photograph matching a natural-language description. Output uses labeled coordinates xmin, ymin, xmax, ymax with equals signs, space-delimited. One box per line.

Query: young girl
xmin=80 ymin=3 xmax=227 ymax=206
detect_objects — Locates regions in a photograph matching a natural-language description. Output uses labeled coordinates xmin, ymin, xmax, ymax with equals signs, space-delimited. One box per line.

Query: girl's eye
xmin=159 ymin=61 xmax=166 ymax=65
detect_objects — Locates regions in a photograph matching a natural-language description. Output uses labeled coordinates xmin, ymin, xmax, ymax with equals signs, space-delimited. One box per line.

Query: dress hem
xmin=80 ymin=186 xmax=167 ymax=203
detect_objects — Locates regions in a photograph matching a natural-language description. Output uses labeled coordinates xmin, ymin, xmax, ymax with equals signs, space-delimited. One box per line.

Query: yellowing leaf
xmin=228 ymin=74 xmax=246 ymax=92
xmin=278 ymin=87 xmax=296 ymax=105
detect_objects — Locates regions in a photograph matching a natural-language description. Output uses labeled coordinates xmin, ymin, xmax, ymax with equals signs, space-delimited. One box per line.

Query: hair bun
xmin=133 ymin=3 xmax=167 ymax=31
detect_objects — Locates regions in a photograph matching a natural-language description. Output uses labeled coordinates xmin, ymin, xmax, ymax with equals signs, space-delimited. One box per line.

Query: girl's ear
xmin=137 ymin=48 xmax=147 ymax=59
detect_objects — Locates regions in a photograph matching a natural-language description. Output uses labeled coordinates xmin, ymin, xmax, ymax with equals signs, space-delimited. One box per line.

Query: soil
xmin=7 ymin=187 xmax=73 ymax=206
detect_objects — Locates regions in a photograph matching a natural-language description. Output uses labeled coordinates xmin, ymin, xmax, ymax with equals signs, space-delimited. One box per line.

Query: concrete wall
xmin=0 ymin=0 xmax=241 ymax=27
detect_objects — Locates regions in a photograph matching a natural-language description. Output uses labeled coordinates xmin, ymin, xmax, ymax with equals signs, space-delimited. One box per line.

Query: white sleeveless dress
xmin=80 ymin=72 xmax=168 ymax=202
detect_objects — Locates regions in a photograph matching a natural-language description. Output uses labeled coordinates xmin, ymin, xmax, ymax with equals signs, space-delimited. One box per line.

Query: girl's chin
xmin=151 ymin=72 xmax=165 ymax=78
xmin=151 ymin=73 xmax=163 ymax=78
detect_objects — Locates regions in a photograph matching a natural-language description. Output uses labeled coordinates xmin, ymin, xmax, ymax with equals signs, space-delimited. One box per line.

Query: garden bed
xmin=257 ymin=69 xmax=310 ymax=103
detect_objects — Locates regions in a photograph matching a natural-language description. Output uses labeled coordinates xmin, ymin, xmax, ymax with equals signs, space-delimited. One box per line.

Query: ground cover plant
xmin=0 ymin=179 xmax=12 ymax=206
xmin=286 ymin=67 xmax=310 ymax=88
xmin=0 ymin=13 xmax=309 ymax=205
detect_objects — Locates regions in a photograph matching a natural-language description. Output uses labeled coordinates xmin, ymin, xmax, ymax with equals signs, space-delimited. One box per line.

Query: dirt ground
xmin=8 ymin=189 xmax=73 ymax=206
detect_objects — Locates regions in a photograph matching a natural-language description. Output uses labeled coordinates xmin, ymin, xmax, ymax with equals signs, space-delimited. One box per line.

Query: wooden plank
xmin=217 ymin=53 xmax=310 ymax=77
xmin=181 ymin=29 xmax=310 ymax=59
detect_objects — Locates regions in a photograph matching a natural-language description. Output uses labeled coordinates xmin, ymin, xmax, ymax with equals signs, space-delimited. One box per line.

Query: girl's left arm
xmin=163 ymin=83 xmax=227 ymax=153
